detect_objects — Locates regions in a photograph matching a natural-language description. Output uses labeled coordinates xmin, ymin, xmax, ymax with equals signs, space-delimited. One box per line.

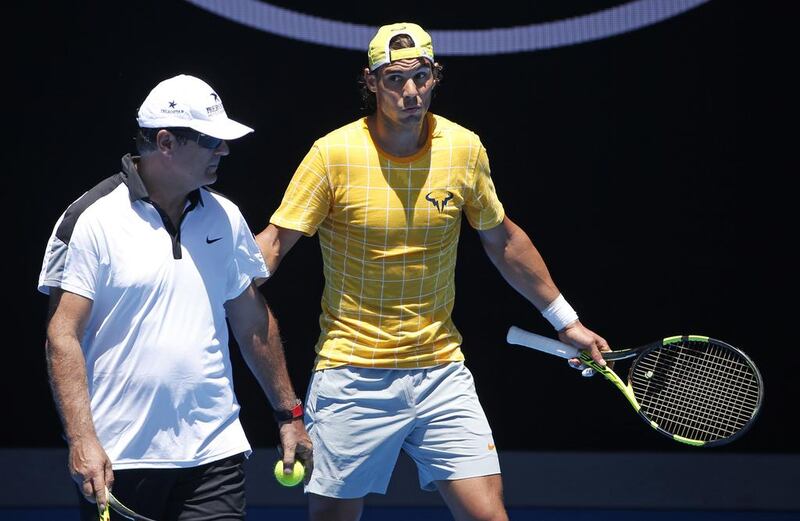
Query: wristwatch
xmin=273 ymin=399 xmax=303 ymax=423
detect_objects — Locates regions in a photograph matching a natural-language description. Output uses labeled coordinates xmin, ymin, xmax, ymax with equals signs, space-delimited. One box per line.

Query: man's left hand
xmin=558 ymin=320 xmax=612 ymax=377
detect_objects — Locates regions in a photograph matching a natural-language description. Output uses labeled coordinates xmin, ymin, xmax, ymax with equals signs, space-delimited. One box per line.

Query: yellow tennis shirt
xmin=270 ymin=114 xmax=505 ymax=369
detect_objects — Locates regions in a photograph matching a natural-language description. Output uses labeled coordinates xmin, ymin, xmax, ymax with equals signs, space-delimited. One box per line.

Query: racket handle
xmin=506 ymin=326 xmax=579 ymax=359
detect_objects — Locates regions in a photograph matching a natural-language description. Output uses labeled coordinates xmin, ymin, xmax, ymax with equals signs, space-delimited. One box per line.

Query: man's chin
xmin=399 ymin=111 xmax=425 ymax=124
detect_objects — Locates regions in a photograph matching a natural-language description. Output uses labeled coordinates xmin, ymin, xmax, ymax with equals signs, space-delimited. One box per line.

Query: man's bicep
xmin=225 ymin=282 xmax=268 ymax=337
xmin=47 ymin=287 xmax=65 ymax=321
xmin=257 ymin=224 xmax=303 ymax=258
xmin=476 ymin=216 xmax=512 ymax=251
xmin=255 ymin=224 xmax=305 ymax=277
xmin=47 ymin=290 xmax=93 ymax=342
xmin=275 ymin=225 xmax=305 ymax=248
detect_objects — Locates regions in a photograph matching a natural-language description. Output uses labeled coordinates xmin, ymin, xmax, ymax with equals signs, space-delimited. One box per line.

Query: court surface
xmin=0 ymin=507 xmax=797 ymax=520
xmin=5 ymin=450 xmax=797 ymax=520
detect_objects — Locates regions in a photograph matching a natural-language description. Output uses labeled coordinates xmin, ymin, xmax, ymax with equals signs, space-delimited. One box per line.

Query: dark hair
xmin=358 ymin=34 xmax=444 ymax=112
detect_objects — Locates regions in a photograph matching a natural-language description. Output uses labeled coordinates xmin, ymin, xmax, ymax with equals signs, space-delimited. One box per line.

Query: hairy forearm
xmin=228 ymin=287 xmax=312 ymax=468
xmin=482 ymin=220 xmax=561 ymax=310
xmin=238 ymin=304 xmax=298 ymax=411
xmin=46 ymin=291 xmax=112 ymax=502
xmin=45 ymin=336 xmax=97 ymax=443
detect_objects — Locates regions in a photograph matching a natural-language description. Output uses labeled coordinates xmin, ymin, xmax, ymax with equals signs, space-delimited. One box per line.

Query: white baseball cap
xmin=136 ymin=74 xmax=254 ymax=140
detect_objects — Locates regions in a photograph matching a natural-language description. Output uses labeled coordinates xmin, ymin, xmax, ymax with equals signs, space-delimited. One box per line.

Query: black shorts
xmin=78 ymin=453 xmax=246 ymax=521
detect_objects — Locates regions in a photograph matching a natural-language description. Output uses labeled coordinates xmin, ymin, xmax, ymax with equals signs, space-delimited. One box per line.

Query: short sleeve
xmin=58 ymin=217 xmax=101 ymax=300
xmin=226 ymin=213 xmax=270 ymax=301
xmin=269 ymin=144 xmax=332 ymax=236
xmin=38 ymin=211 xmax=68 ymax=295
xmin=463 ymin=145 xmax=505 ymax=230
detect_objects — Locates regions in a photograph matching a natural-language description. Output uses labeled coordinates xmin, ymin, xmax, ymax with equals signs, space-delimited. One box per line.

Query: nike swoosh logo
xmin=206 ymin=236 xmax=222 ymax=244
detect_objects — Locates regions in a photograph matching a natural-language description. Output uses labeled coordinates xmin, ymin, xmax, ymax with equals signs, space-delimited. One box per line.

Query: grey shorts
xmin=304 ymin=362 xmax=500 ymax=498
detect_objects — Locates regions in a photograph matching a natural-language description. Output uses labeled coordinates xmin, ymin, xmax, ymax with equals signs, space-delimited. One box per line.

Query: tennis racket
xmin=97 ymin=488 xmax=157 ymax=521
xmin=506 ymin=326 xmax=763 ymax=447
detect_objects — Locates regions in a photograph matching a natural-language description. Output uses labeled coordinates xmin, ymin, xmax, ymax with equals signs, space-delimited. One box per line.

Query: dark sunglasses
xmin=167 ymin=128 xmax=224 ymax=149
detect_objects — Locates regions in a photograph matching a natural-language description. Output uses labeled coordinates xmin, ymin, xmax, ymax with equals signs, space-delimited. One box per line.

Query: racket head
xmin=627 ymin=335 xmax=763 ymax=447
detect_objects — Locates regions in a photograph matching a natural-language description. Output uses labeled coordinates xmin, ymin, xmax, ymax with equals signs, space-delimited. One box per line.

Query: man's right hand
xmin=278 ymin=418 xmax=314 ymax=485
xmin=69 ymin=437 xmax=113 ymax=511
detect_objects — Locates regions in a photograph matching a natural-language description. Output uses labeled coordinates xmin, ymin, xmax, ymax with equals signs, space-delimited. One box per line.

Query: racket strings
xmin=640 ymin=347 xmax=759 ymax=421
xmin=636 ymin=344 xmax=759 ymax=438
xmin=634 ymin=361 xmax=749 ymax=440
xmin=634 ymin=343 xmax=760 ymax=439
xmin=647 ymin=361 xmax=756 ymax=438
xmin=630 ymin=340 xmax=761 ymax=442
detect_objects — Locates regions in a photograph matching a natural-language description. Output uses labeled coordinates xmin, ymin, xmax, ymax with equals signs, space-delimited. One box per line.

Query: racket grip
xmin=506 ymin=326 xmax=579 ymax=359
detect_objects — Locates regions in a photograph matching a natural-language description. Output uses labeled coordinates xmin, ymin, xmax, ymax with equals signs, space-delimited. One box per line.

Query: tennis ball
xmin=273 ymin=460 xmax=305 ymax=487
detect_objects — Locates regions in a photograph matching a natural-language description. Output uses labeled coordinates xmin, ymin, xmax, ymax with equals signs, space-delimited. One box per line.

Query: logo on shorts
xmin=488 ymin=442 xmax=496 ymax=451
xmin=425 ymin=189 xmax=454 ymax=213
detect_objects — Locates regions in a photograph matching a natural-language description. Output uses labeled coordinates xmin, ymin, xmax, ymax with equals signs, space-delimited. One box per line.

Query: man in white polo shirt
xmin=39 ymin=74 xmax=312 ymax=520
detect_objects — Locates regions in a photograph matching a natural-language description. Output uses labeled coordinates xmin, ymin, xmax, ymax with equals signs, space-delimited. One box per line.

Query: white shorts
xmin=303 ymin=362 xmax=500 ymax=498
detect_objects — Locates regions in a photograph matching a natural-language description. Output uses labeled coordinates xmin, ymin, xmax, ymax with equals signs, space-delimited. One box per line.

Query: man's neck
xmin=136 ymin=160 xmax=190 ymax=226
xmin=148 ymin=188 xmax=189 ymax=226
xmin=369 ymin=112 xmax=429 ymax=158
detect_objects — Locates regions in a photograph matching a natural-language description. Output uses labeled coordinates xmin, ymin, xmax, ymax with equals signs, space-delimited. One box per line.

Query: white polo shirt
xmin=38 ymin=154 xmax=269 ymax=469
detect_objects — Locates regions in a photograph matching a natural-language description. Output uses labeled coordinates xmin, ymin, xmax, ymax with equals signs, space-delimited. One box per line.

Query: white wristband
xmin=541 ymin=294 xmax=579 ymax=331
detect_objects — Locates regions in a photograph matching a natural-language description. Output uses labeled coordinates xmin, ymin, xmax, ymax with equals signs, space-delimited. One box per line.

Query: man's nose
xmin=402 ymin=78 xmax=420 ymax=99
xmin=214 ymin=140 xmax=230 ymax=156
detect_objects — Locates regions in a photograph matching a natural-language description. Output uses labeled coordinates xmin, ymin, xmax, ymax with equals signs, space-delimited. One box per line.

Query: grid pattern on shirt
xmin=271 ymin=114 xmax=505 ymax=369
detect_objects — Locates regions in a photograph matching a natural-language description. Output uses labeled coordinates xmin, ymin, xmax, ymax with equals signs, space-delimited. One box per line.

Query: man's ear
xmin=156 ymin=129 xmax=175 ymax=152
xmin=364 ymin=68 xmax=378 ymax=93
xmin=433 ymin=62 xmax=441 ymax=86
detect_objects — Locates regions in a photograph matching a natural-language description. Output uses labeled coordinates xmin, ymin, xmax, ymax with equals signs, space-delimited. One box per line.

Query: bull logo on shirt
xmin=425 ymin=190 xmax=454 ymax=213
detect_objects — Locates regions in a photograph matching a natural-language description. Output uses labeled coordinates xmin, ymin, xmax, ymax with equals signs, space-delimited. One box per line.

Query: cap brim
xmin=188 ymin=118 xmax=254 ymax=140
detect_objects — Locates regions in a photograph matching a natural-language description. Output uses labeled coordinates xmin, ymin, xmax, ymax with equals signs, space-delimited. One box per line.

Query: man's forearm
xmin=228 ymin=286 xmax=313 ymax=468
xmin=46 ymin=334 xmax=113 ymax=505
xmin=45 ymin=337 xmax=97 ymax=443
xmin=482 ymin=219 xmax=562 ymax=311
xmin=238 ymin=301 xmax=299 ymax=411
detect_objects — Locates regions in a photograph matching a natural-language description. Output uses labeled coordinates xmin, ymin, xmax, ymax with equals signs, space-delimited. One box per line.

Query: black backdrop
xmin=8 ymin=1 xmax=791 ymax=455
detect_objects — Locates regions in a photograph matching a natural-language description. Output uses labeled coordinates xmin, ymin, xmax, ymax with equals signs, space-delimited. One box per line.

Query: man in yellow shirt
xmin=257 ymin=22 xmax=609 ymax=521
